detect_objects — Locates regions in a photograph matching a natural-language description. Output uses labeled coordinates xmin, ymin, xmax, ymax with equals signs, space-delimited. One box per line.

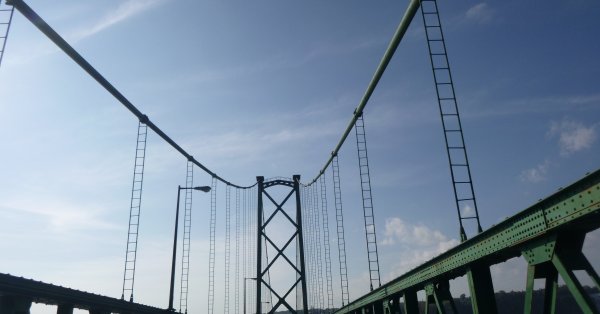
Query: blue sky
xmin=0 ymin=0 xmax=599 ymax=313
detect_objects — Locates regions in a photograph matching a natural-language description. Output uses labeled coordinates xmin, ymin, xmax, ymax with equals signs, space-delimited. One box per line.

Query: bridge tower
xmin=255 ymin=176 xmax=308 ymax=314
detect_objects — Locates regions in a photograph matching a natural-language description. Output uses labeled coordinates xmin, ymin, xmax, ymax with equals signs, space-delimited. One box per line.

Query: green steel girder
xmin=522 ymin=233 xmax=600 ymax=314
xmin=466 ymin=263 xmax=496 ymax=314
xmin=424 ymin=281 xmax=457 ymax=314
xmin=335 ymin=169 xmax=600 ymax=314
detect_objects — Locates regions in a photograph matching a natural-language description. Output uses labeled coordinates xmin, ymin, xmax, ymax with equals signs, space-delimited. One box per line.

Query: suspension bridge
xmin=0 ymin=0 xmax=598 ymax=314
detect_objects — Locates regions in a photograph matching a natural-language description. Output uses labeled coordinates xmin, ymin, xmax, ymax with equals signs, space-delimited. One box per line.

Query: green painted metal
xmin=552 ymin=251 xmax=599 ymax=314
xmin=523 ymin=264 xmax=536 ymax=314
xmin=521 ymin=232 xmax=600 ymax=314
xmin=522 ymin=236 xmax=557 ymax=265
xmin=522 ymin=238 xmax=559 ymax=313
xmin=335 ymin=169 xmax=600 ymax=313
xmin=403 ymin=291 xmax=419 ymax=314
xmin=466 ymin=264 xmax=497 ymax=314
xmin=543 ymin=268 xmax=558 ymax=314
xmin=425 ymin=281 xmax=457 ymax=314
xmin=425 ymin=284 xmax=445 ymax=314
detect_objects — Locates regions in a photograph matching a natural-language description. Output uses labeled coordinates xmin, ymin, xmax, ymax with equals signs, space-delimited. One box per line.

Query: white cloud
xmin=465 ymin=3 xmax=493 ymax=24
xmin=380 ymin=217 xmax=459 ymax=279
xmin=382 ymin=217 xmax=452 ymax=246
xmin=548 ymin=119 xmax=597 ymax=156
xmin=461 ymin=204 xmax=474 ymax=217
xmin=519 ymin=159 xmax=551 ymax=183
xmin=70 ymin=0 xmax=165 ymax=41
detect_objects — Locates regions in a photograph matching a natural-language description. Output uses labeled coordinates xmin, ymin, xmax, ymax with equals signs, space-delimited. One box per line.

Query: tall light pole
xmin=244 ymin=277 xmax=256 ymax=314
xmin=168 ymin=185 xmax=211 ymax=312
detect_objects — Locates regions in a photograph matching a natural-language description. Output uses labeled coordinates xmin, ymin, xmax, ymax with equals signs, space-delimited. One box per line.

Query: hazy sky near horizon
xmin=0 ymin=0 xmax=599 ymax=313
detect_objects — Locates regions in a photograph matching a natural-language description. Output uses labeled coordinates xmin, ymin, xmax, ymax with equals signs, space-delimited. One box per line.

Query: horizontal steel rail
xmin=0 ymin=273 xmax=169 ymax=314
xmin=336 ymin=169 xmax=600 ymax=313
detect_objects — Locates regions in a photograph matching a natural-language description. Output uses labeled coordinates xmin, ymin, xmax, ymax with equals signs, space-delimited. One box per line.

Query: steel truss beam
xmin=256 ymin=176 xmax=308 ymax=314
xmin=336 ymin=169 xmax=600 ymax=313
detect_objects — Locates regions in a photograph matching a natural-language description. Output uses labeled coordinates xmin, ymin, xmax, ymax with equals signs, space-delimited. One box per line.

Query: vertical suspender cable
xmin=354 ymin=114 xmax=381 ymax=290
xmin=224 ymin=185 xmax=231 ymax=314
xmin=208 ymin=177 xmax=217 ymax=314
xmin=235 ymin=188 xmax=240 ymax=313
xmin=305 ymin=185 xmax=315 ymax=309
xmin=0 ymin=2 xmax=15 ymax=68
xmin=320 ymin=175 xmax=334 ymax=311
xmin=122 ymin=121 xmax=148 ymax=301
xmin=419 ymin=0 xmax=482 ymax=240
xmin=179 ymin=160 xmax=194 ymax=313
xmin=312 ymin=184 xmax=325 ymax=311
xmin=250 ymin=185 xmax=256 ymax=311
xmin=332 ymin=156 xmax=350 ymax=306
xmin=242 ymin=189 xmax=247 ymax=313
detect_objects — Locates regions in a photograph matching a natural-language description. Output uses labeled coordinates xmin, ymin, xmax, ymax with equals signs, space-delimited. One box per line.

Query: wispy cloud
xmin=464 ymin=93 xmax=600 ymax=119
xmin=520 ymin=159 xmax=551 ymax=183
xmin=0 ymin=199 xmax=120 ymax=233
xmin=548 ymin=119 xmax=597 ymax=156
xmin=465 ymin=3 xmax=494 ymax=24
xmin=70 ymin=0 xmax=165 ymax=41
xmin=4 ymin=0 xmax=166 ymax=67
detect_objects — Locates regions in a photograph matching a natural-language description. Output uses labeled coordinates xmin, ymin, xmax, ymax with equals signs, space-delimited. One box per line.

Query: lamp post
xmin=244 ymin=277 xmax=257 ymax=314
xmin=168 ymin=185 xmax=211 ymax=312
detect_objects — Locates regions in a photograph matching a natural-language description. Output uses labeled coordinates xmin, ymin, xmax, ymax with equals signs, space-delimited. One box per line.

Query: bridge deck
xmin=0 ymin=273 xmax=168 ymax=314
xmin=336 ymin=169 xmax=600 ymax=313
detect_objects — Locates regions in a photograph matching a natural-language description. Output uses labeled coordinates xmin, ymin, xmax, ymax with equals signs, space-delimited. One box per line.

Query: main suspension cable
xmin=7 ymin=0 xmax=255 ymax=189
xmin=303 ymin=0 xmax=422 ymax=186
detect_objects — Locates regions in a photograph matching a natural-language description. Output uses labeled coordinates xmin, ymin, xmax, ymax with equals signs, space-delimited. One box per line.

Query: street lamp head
xmin=193 ymin=186 xmax=211 ymax=192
